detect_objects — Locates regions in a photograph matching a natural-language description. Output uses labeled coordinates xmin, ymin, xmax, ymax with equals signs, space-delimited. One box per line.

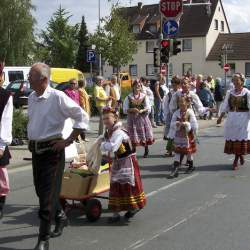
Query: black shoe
xmin=168 ymin=162 xmax=180 ymax=179
xmin=185 ymin=161 xmax=195 ymax=174
xmin=34 ymin=240 xmax=49 ymax=250
xmin=124 ymin=209 xmax=140 ymax=220
xmin=50 ymin=218 xmax=69 ymax=238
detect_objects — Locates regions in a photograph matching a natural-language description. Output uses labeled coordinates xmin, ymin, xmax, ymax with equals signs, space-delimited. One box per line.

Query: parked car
xmin=6 ymin=80 xmax=58 ymax=108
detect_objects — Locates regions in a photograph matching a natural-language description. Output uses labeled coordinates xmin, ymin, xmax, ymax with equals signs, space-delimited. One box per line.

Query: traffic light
xmin=170 ymin=39 xmax=182 ymax=55
xmin=160 ymin=39 xmax=170 ymax=64
xmin=218 ymin=54 xmax=224 ymax=68
xmin=153 ymin=48 xmax=161 ymax=67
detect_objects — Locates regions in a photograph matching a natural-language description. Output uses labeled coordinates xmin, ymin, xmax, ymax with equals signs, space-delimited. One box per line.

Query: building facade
xmin=103 ymin=0 xmax=235 ymax=80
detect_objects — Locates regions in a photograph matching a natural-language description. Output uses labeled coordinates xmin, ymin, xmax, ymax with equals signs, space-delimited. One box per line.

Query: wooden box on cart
xmin=60 ymin=167 xmax=110 ymax=200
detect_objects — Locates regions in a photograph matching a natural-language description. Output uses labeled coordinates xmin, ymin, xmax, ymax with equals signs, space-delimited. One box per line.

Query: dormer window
xmin=149 ymin=24 xmax=157 ymax=33
xmin=133 ymin=25 xmax=140 ymax=33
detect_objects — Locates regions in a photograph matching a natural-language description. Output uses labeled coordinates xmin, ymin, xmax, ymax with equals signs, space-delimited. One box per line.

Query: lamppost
xmin=98 ymin=0 xmax=102 ymax=76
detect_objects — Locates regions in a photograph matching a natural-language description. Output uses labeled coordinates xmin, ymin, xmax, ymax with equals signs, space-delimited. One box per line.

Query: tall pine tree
xmin=75 ymin=16 xmax=90 ymax=73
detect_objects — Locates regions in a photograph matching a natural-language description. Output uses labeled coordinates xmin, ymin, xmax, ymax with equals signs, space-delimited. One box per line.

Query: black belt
xmin=29 ymin=138 xmax=62 ymax=154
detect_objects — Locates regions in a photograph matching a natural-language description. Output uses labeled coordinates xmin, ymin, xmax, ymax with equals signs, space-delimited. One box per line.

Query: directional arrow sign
xmin=163 ymin=20 xmax=179 ymax=36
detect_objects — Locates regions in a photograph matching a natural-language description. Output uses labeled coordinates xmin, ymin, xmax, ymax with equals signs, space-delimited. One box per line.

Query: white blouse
xmin=169 ymin=90 xmax=208 ymax=115
xmin=168 ymin=108 xmax=198 ymax=139
xmin=220 ymin=88 xmax=250 ymax=141
xmin=0 ymin=96 xmax=13 ymax=151
xmin=123 ymin=93 xmax=151 ymax=114
xmin=100 ymin=124 xmax=129 ymax=153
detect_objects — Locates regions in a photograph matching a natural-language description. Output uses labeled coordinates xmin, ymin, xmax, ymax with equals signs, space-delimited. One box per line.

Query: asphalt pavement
xmin=1 ymin=125 xmax=250 ymax=250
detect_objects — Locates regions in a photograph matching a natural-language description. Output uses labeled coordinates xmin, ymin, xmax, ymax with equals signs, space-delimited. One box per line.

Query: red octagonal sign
xmin=160 ymin=0 xmax=183 ymax=18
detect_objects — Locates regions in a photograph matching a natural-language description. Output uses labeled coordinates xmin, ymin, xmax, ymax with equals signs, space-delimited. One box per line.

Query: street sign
xmin=87 ymin=50 xmax=96 ymax=63
xmin=163 ymin=20 xmax=179 ymax=36
xmin=224 ymin=64 xmax=230 ymax=72
xmin=160 ymin=0 xmax=183 ymax=18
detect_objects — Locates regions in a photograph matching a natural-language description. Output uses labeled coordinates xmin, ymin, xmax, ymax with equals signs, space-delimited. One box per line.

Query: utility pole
xmin=98 ymin=0 xmax=102 ymax=76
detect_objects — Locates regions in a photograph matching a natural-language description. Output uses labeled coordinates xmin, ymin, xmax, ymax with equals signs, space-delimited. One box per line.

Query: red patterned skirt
xmin=224 ymin=140 xmax=250 ymax=155
xmin=127 ymin=113 xmax=154 ymax=147
xmin=108 ymin=155 xmax=146 ymax=212
xmin=174 ymin=131 xmax=197 ymax=155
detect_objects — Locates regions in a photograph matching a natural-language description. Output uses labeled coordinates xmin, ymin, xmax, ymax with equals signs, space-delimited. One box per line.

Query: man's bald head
xmin=29 ymin=63 xmax=51 ymax=96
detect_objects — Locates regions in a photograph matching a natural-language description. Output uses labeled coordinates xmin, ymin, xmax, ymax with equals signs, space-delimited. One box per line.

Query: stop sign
xmin=160 ymin=0 xmax=183 ymax=18
xmin=224 ymin=64 xmax=230 ymax=72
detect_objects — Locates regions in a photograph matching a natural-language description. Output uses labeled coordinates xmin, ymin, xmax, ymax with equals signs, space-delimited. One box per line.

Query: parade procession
xmin=1 ymin=0 xmax=250 ymax=250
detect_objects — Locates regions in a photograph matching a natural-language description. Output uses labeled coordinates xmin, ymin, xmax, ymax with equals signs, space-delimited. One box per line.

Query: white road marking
xmin=146 ymin=173 xmax=199 ymax=198
xmin=129 ymin=193 xmax=227 ymax=250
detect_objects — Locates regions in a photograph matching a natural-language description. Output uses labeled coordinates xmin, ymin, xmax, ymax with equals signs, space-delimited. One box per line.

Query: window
xmin=146 ymin=64 xmax=155 ymax=76
xmin=129 ymin=65 xmax=137 ymax=76
xmin=182 ymin=39 xmax=192 ymax=51
xmin=146 ymin=41 xmax=155 ymax=53
xmin=221 ymin=21 xmax=224 ymax=32
xmin=182 ymin=63 xmax=192 ymax=76
xmin=133 ymin=25 xmax=140 ymax=33
xmin=214 ymin=19 xmax=218 ymax=30
xmin=245 ymin=63 xmax=250 ymax=77
xmin=8 ymin=71 xmax=24 ymax=82
xmin=149 ymin=24 xmax=157 ymax=33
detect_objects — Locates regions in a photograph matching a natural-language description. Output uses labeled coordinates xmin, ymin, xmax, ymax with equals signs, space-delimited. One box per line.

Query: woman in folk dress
xmin=168 ymin=97 xmax=198 ymax=179
xmin=217 ymin=73 xmax=250 ymax=170
xmin=99 ymin=107 xmax=146 ymax=223
xmin=123 ymin=80 xmax=154 ymax=158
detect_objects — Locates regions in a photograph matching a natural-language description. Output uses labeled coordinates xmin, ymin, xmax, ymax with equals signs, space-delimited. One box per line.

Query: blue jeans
xmin=154 ymin=98 xmax=164 ymax=124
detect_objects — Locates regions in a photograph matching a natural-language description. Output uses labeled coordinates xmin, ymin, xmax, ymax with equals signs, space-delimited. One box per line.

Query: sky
xmin=32 ymin=0 xmax=250 ymax=34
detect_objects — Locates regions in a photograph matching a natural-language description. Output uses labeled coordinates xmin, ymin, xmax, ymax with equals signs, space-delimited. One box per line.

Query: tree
xmin=0 ymin=0 xmax=36 ymax=65
xmin=90 ymin=3 xmax=137 ymax=74
xmin=75 ymin=16 xmax=91 ymax=73
xmin=38 ymin=6 xmax=79 ymax=68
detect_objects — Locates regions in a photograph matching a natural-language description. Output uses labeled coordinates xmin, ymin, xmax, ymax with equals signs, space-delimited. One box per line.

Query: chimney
xmin=138 ymin=2 xmax=143 ymax=10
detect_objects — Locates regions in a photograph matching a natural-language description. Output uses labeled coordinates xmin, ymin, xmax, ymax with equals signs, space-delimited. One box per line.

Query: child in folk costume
xmin=123 ymin=80 xmax=154 ymax=158
xmin=168 ymin=97 xmax=198 ymax=179
xmin=0 ymin=64 xmax=13 ymax=220
xmin=163 ymin=77 xmax=181 ymax=157
xmin=98 ymin=107 xmax=146 ymax=223
xmin=217 ymin=73 xmax=250 ymax=170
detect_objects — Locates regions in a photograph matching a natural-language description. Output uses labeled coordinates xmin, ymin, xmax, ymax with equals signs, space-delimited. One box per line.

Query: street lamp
xmin=98 ymin=0 xmax=102 ymax=76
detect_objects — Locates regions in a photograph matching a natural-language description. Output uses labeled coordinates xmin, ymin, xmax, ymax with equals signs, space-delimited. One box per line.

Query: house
xmin=206 ymin=32 xmax=250 ymax=78
xmin=103 ymin=0 xmax=231 ymax=79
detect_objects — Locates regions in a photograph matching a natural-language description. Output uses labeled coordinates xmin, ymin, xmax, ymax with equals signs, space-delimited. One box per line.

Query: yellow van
xmin=51 ymin=68 xmax=84 ymax=83
xmin=119 ymin=72 xmax=132 ymax=89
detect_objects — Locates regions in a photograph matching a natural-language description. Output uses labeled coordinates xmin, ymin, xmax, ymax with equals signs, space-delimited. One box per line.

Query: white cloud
xmin=32 ymin=0 xmax=250 ymax=34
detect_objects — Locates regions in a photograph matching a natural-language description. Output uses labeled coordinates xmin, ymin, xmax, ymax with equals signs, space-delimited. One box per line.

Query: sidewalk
xmin=8 ymin=117 xmax=217 ymax=169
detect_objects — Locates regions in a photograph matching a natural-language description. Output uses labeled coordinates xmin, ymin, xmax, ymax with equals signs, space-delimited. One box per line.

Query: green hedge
xmin=12 ymin=108 xmax=28 ymax=139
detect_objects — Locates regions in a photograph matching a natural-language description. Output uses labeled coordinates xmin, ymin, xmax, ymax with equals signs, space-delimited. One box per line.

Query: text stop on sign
xmin=160 ymin=0 xmax=183 ymax=18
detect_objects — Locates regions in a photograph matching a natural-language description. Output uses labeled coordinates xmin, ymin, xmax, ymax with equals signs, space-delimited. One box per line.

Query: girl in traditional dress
xmin=217 ymin=73 xmax=250 ymax=170
xmin=163 ymin=77 xmax=181 ymax=157
xmin=168 ymin=97 xmax=198 ymax=179
xmin=123 ymin=80 xmax=154 ymax=158
xmin=99 ymin=107 xmax=146 ymax=223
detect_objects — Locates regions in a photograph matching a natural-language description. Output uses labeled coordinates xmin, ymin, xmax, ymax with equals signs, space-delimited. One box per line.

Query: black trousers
xmin=32 ymin=150 xmax=65 ymax=223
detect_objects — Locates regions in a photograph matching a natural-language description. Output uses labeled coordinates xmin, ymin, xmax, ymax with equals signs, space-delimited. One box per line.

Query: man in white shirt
xmin=0 ymin=64 xmax=13 ymax=220
xmin=28 ymin=63 xmax=89 ymax=250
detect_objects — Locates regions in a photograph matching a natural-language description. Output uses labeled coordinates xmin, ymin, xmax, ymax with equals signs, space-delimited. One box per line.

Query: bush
xmin=12 ymin=108 xmax=28 ymax=139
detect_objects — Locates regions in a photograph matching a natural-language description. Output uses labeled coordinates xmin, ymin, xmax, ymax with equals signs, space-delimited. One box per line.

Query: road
xmin=1 ymin=126 xmax=250 ymax=250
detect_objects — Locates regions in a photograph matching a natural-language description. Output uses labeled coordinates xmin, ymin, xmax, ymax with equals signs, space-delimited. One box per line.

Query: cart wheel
xmin=86 ymin=199 xmax=102 ymax=222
